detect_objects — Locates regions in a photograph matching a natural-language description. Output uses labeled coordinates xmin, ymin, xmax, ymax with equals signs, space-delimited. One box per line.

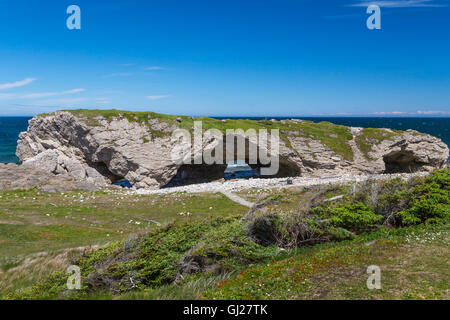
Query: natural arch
xmin=163 ymin=134 xmax=302 ymax=188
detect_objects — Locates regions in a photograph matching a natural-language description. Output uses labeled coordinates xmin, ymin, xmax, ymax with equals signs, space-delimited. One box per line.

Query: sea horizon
xmin=1 ymin=115 xmax=449 ymax=164
xmin=1 ymin=115 xmax=449 ymax=119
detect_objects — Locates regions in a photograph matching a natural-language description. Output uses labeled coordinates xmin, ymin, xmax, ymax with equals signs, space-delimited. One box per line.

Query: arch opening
xmin=163 ymin=157 xmax=301 ymax=188
xmin=383 ymin=151 xmax=426 ymax=173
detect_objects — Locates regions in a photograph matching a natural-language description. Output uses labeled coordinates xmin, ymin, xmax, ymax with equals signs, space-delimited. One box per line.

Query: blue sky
xmin=0 ymin=0 xmax=449 ymax=117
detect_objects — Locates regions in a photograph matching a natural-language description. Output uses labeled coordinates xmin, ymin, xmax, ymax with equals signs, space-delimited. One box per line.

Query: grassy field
xmin=1 ymin=170 xmax=448 ymax=300
xmin=0 ymin=189 xmax=248 ymax=296
xmin=205 ymin=223 xmax=449 ymax=300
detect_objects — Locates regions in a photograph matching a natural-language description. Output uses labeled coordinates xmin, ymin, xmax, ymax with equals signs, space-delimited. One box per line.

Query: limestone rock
xmin=0 ymin=163 xmax=100 ymax=193
xmin=14 ymin=110 xmax=449 ymax=190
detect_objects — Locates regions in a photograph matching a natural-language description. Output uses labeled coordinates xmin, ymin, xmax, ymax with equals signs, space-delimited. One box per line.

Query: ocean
xmin=0 ymin=116 xmax=449 ymax=164
xmin=0 ymin=117 xmax=30 ymax=164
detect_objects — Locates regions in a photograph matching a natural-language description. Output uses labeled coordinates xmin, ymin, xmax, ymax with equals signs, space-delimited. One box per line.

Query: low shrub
xmin=327 ymin=202 xmax=383 ymax=231
xmin=245 ymin=214 xmax=279 ymax=247
xmin=397 ymin=171 xmax=449 ymax=225
xmin=311 ymin=170 xmax=449 ymax=228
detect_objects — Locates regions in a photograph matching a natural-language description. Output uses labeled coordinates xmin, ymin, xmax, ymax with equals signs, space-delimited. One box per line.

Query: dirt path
xmin=220 ymin=191 xmax=254 ymax=208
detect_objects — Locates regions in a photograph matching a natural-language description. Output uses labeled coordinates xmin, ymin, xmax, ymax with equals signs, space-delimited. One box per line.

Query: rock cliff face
xmin=0 ymin=163 xmax=100 ymax=192
xmin=16 ymin=110 xmax=449 ymax=189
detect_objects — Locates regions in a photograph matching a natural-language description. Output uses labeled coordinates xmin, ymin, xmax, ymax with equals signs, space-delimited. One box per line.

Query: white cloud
xmin=144 ymin=66 xmax=164 ymax=71
xmin=372 ymin=110 xmax=450 ymax=115
xmin=147 ymin=95 xmax=169 ymax=100
xmin=416 ymin=110 xmax=450 ymax=115
xmin=95 ymin=97 xmax=111 ymax=104
xmin=38 ymin=98 xmax=87 ymax=106
xmin=102 ymin=72 xmax=134 ymax=78
xmin=0 ymin=78 xmax=36 ymax=90
xmin=372 ymin=111 xmax=407 ymax=115
xmin=0 ymin=93 xmax=14 ymax=99
xmin=351 ymin=0 xmax=448 ymax=7
xmin=22 ymin=88 xmax=85 ymax=99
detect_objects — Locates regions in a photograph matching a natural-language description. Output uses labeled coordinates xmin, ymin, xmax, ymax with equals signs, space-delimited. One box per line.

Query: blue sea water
xmin=0 ymin=117 xmax=30 ymax=164
xmin=0 ymin=116 xmax=449 ymax=164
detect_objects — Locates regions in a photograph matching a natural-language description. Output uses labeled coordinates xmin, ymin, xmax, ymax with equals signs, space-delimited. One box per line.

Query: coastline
xmin=1 ymin=116 xmax=449 ymax=164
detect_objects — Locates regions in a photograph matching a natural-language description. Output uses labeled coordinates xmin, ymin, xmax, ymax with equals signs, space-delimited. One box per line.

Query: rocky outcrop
xmin=0 ymin=163 xmax=100 ymax=193
xmin=15 ymin=110 xmax=449 ymax=190
xmin=17 ymin=111 xmax=180 ymax=189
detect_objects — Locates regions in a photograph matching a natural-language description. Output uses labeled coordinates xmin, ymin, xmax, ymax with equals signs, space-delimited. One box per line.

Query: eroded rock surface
xmin=14 ymin=111 xmax=449 ymax=190
xmin=0 ymin=163 xmax=100 ymax=193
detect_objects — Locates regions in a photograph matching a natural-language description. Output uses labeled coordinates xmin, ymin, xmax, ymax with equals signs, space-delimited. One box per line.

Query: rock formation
xmin=15 ymin=110 xmax=449 ymax=190
xmin=0 ymin=163 xmax=100 ymax=192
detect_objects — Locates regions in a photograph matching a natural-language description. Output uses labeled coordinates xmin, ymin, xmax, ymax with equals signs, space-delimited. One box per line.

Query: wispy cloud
xmin=416 ymin=110 xmax=450 ymax=115
xmin=372 ymin=110 xmax=450 ymax=115
xmin=0 ymin=93 xmax=14 ymax=99
xmin=0 ymin=78 xmax=36 ymax=90
xmin=102 ymin=65 xmax=165 ymax=78
xmin=144 ymin=66 xmax=164 ymax=71
xmin=147 ymin=95 xmax=169 ymax=100
xmin=0 ymin=88 xmax=85 ymax=100
xmin=372 ymin=111 xmax=407 ymax=115
xmin=22 ymin=88 xmax=85 ymax=99
xmin=95 ymin=97 xmax=111 ymax=105
xmin=323 ymin=13 xmax=364 ymax=20
xmin=351 ymin=0 xmax=448 ymax=7
xmin=38 ymin=98 xmax=87 ymax=106
xmin=10 ymin=97 xmax=88 ymax=109
xmin=102 ymin=72 xmax=134 ymax=79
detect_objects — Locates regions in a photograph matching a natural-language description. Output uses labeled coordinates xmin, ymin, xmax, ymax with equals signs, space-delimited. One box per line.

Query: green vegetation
xmin=397 ymin=170 xmax=449 ymax=225
xmin=40 ymin=109 xmax=358 ymax=160
xmin=4 ymin=216 xmax=282 ymax=300
xmin=0 ymin=189 xmax=247 ymax=257
xmin=356 ymin=128 xmax=401 ymax=160
xmin=327 ymin=202 xmax=383 ymax=231
xmin=0 ymin=189 xmax=248 ymax=297
xmin=205 ymin=223 xmax=449 ymax=300
xmin=3 ymin=170 xmax=448 ymax=300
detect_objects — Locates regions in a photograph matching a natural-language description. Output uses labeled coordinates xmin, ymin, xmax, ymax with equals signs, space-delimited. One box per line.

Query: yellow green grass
xmin=204 ymin=223 xmax=449 ymax=300
xmin=0 ymin=189 xmax=248 ymax=296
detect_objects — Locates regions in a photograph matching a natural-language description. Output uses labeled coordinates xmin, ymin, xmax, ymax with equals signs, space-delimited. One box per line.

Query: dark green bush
xmin=375 ymin=179 xmax=409 ymax=211
xmin=328 ymin=202 xmax=383 ymax=231
xmin=397 ymin=171 xmax=449 ymax=225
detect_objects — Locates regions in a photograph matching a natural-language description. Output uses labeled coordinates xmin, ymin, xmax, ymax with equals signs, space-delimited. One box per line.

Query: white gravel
xmin=126 ymin=172 xmax=428 ymax=196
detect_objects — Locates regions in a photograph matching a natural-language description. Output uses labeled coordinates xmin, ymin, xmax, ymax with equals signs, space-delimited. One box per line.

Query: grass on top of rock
xmin=41 ymin=109 xmax=360 ymax=160
xmin=355 ymin=128 xmax=402 ymax=160
xmin=5 ymin=170 xmax=449 ymax=300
